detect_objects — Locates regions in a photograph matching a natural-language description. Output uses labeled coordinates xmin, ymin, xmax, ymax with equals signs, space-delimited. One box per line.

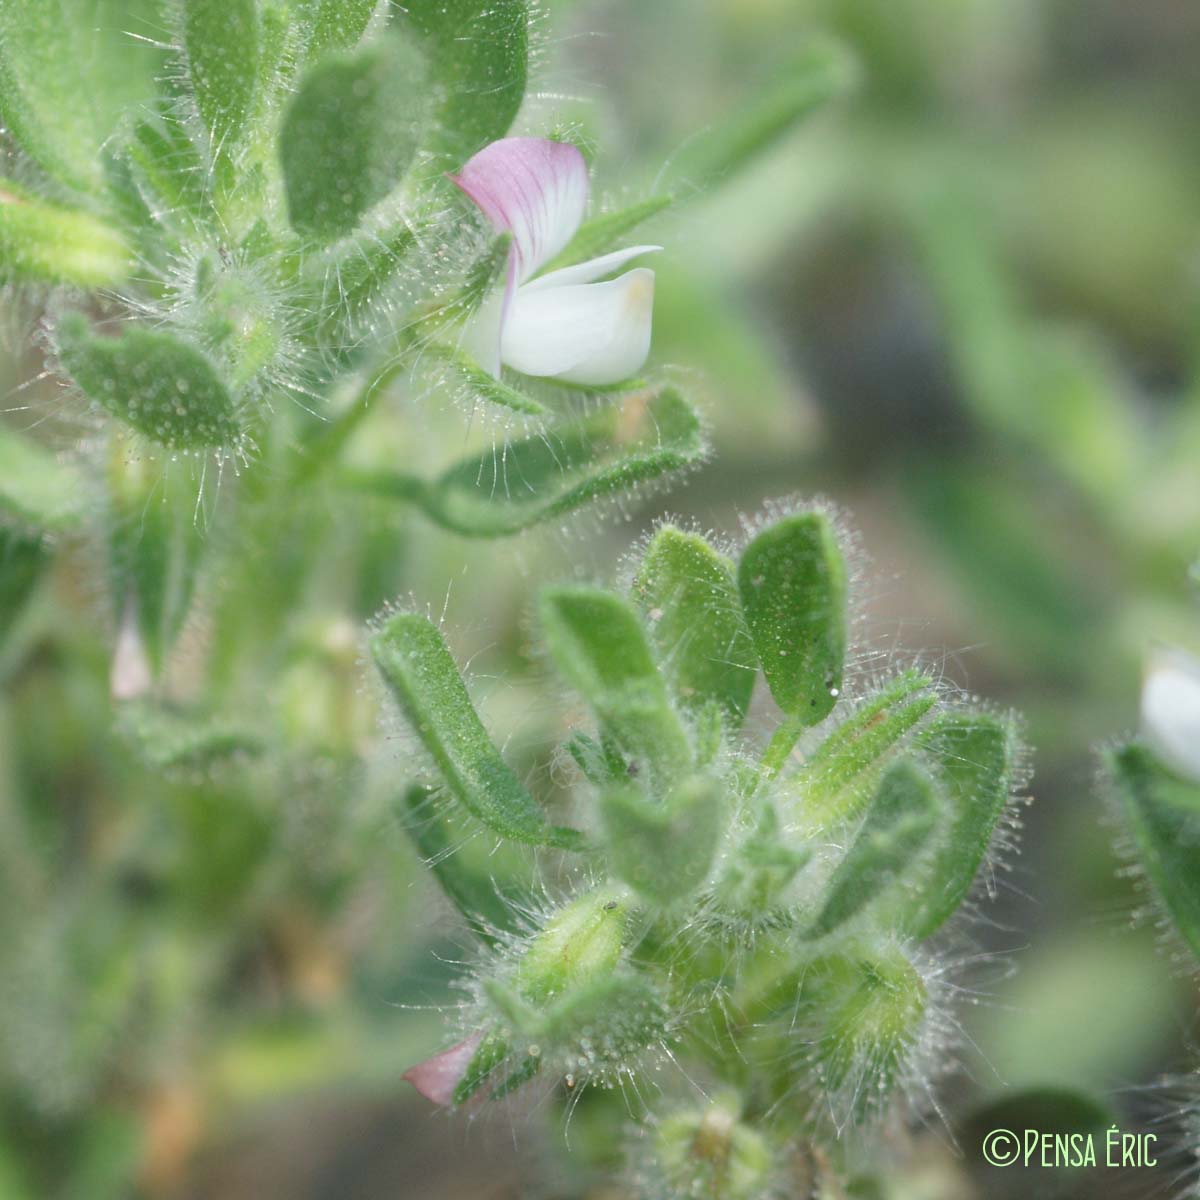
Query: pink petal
xmin=450 ymin=138 xmax=588 ymax=284
xmin=402 ymin=1031 xmax=485 ymax=1106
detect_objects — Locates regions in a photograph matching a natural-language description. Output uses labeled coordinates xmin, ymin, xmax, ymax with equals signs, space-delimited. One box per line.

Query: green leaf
xmin=403 ymin=0 xmax=529 ymax=165
xmin=792 ymin=671 xmax=937 ymax=831
xmin=402 ymin=785 xmax=529 ymax=945
xmin=282 ymin=36 xmax=427 ymax=241
xmin=540 ymin=587 xmax=692 ymax=790
xmin=123 ymin=115 xmax=213 ymax=231
xmin=0 ymin=0 xmax=167 ymax=191
xmin=57 ymin=315 xmax=241 ymax=449
xmin=738 ymin=511 xmax=847 ymax=724
xmin=669 ymin=40 xmax=856 ymax=192
xmin=371 ymin=612 xmax=583 ymax=849
xmin=633 ymin=525 xmax=757 ymax=727
xmin=713 ymin=803 xmax=811 ymax=921
xmin=0 ymin=527 xmax=48 ymax=637
xmin=0 ymin=183 xmax=131 ymax=287
xmin=546 ymin=194 xmax=674 ymax=275
xmin=349 ymin=386 xmax=707 ymax=537
xmin=297 ymin=0 xmax=378 ymax=57
xmin=316 ymin=223 xmax=420 ymax=344
xmin=903 ymin=713 xmax=1015 ymax=938
xmin=1109 ymin=743 xmax=1200 ymax=963
xmin=0 ymin=425 xmax=84 ymax=532
xmin=106 ymin=440 xmax=207 ymax=677
xmin=806 ymin=760 xmax=939 ymax=939
xmin=601 ymin=774 xmax=725 ymax=906
xmin=419 ymin=343 xmax=550 ymax=416
xmin=184 ymin=0 xmax=260 ymax=150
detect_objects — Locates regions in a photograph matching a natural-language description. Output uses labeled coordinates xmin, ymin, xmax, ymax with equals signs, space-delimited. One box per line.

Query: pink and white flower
xmin=450 ymin=138 xmax=659 ymax=387
xmin=402 ymin=1031 xmax=485 ymax=1106
xmin=1141 ymin=647 xmax=1200 ymax=782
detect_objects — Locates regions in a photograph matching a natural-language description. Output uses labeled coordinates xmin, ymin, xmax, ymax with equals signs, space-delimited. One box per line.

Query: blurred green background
xmin=2 ymin=0 xmax=1199 ymax=1196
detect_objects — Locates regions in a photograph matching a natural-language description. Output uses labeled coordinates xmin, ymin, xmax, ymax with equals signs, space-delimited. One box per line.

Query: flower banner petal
xmin=501 ymin=268 xmax=655 ymax=386
xmin=450 ymin=138 xmax=588 ymax=283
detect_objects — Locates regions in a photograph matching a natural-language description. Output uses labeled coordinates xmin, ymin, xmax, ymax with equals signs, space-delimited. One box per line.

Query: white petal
xmin=501 ymin=268 xmax=655 ymax=386
xmin=449 ymin=138 xmax=588 ymax=283
xmin=458 ymin=270 xmax=512 ymax=377
xmin=1141 ymin=648 xmax=1200 ymax=782
xmin=111 ymin=594 xmax=152 ymax=701
xmin=522 ymin=245 xmax=662 ymax=292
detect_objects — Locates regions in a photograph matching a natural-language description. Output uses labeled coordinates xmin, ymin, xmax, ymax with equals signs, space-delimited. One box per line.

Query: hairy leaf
xmin=601 ymin=774 xmax=725 ymax=905
xmin=282 ymin=36 xmax=427 ymax=241
xmin=806 ymin=760 xmax=939 ymax=939
xmin=184 ymin=0 xmax=260 ymax=150
xmin=1109 ymin=742 xmax=1200 ymax=963
xmin=58 ymin=316 xmax=241 ymax=449
xmin=738 ymin=511 xmax=847 ymax=724
xmin=403 ymin=0 xmax=529 ymax=165
xmin=793 ymin=671 xmax=937 ymax=830
xmin=540 ymin=587 xmax=692 ymax=790
xmin=372 ymin=613 xmax=583 ymax=849
xmin=903 ymin=713 xmax=1014 ymax=938
xmin=0 ymin=184 xmax=131 ymax=287
xmin=634 ymin=525 xmax=757 ymax=727
xmin=0 ymin=0 xmax=167 ymax=191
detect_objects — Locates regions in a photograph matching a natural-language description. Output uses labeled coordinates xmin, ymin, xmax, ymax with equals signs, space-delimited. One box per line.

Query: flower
xmin=1140 ymin=646 xmax=1200 ymax=782
xmin=402 ymin=1031 xmax=484 ymax=1106
xmin=449 ymin=137 xmax=659 ymax=387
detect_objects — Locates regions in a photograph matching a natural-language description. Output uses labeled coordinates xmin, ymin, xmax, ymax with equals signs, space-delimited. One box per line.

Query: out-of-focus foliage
xmin=0 ymin=0 xmax=1197 ymax=1196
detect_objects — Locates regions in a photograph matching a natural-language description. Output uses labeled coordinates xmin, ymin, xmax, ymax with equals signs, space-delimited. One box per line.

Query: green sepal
xmin=403 ymin=0 xmax=529 ymax=166
xmin=805 ymin=760 xmax=939 ymax=940
xmin=790 ymin=949 xmax=925 ymax=1125
xmin=402 ymin=785 xmax=530 ymax=945
xmin=540 ymin=586 xmax=692 ymax=790
xmin=371 ymin=612 xmax=584 ymax=850
xmin=350 ymin=386 xmax=706 ymax=537
xmin=281 ymin=36 xmax=427 ymax=241
xmin=453 ymin=1029 xmax=509 ymax=1105
xmin=633 ymin=525 xmax=757 ymax=727
xmin=738 ymin=511 xmax=847 ymax=725
xmin=1109 ymin=742 xmax=1200 ymax=963
xmin=58 ymin=316 xmax=241 ymax=450
xmin=902 ymin=712 xmax=1015 ymax=938
xmin=184 ymin=0 xmax=260 ymax=151
xmin=600 ymin=774 xmax=725 ymax=906
xmin=792 ymin=671 xmax=937 ymax=831
xmin=0 ymin=184 xmax=131 ymax=287
xmin=420 ymin=343 xmax=550 ymax=416
xmin=122 ymin=116 xmax=213 ymax=233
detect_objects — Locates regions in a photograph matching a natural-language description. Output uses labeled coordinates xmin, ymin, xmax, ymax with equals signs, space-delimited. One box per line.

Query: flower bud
xmin=516 ymin=886 xmax=627 ymax=1005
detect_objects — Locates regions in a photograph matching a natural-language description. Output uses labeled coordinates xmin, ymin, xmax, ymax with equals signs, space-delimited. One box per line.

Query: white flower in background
xmin=1140 ymin=647 xmax=1200 ymax=782
xmin=450 ymin=137 xmax=659 ymax=387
